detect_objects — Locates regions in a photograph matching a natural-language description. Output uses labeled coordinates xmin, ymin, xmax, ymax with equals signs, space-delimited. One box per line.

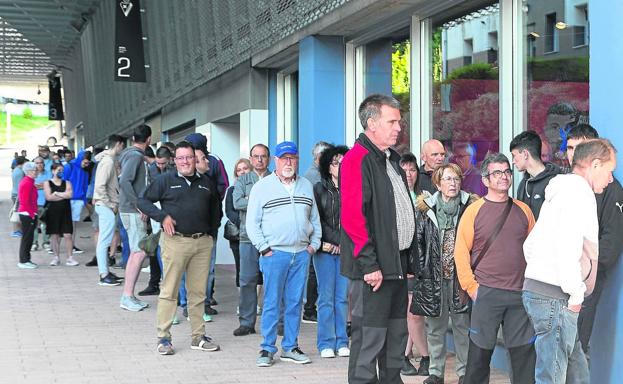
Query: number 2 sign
xmin=114 ymin=0 xmax=146 ymax=82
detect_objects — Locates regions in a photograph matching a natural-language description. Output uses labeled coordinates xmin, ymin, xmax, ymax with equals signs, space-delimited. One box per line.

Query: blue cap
xmin=184 ymin=133 xmax=208 ymax=155
xmin=274 ymin=141 xmax=298 ymax=157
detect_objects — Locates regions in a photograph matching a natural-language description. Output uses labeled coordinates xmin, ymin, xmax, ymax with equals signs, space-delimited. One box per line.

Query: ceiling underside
xmin=0 ymin=0 xmax=101 ymax=81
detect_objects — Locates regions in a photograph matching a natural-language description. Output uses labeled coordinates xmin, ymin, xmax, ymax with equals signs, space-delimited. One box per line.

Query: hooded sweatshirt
xmin=93 ymin=149 xmax=120 ymax=210
xmin=516 ymin=162 xmax=561 ymax=219
xmin=63 ymin=149 xmax=89 ymax=202
xmin=118 ymin=146 xmax=148 ymax=213
xmin=523 ymin=173 xmax=599 ymax=306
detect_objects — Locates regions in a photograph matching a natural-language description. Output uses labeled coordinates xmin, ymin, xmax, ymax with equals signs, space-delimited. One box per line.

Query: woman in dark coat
xmin=411 ymin=163 xmax=478 ymax=384
xmin=312 ymin=144 xmax=350 ymax=358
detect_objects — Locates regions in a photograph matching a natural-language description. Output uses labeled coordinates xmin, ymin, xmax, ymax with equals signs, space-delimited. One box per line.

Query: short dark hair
xmin=547 ymin=102 xmax=577 ymax=116
xmin=51 ymin=162 xmax=63 ymax=171
xmin=162 ymin=141 xmax=176 ymax=153
xmin=133 ymin=124 xmax=152 ymax=144
xmin=399 ymin=152 xmax=419 ymax=169
xmin=144 ymin=146 xmax=155 ymax=158
xmin=567 ymin=124 xmax=599 ymax=141
xmin=319 ymin=145 xmax=349 ymax=181
xmin=15 ymin=156 xmax=26 ymax=166
xmin=156 ymin=146 xmax=172 ymax=159
xmin=83 ymin=151 xmax=92 ymax=161
xmin=107 ymin=134 xmax=126 ymax=148
xmin=250 ymin=143 xmax=270 ymax=157
xmin=93 ymin=147 xmax=105 ymax=157
xmin=510 ymin=130 xmax=542 ymax=161
xmin=175 ymin=140 xmax=195 ymax=155
xmin=358 ymin=94 xmax=401 ymax=130
xmin=480 ymin=153 xmax=511 ymax=176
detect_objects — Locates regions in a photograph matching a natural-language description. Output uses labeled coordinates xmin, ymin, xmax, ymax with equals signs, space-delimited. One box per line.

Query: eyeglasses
xmin=278 ymin=156 xmax=299 ymax=164
xmin=251 ymin=155 xmax=268 ymax=160
xmin=175 ymin=155 xmax=195 ymax=162
xmin=485 ymin=169 xmax=513 ymax=179
xmin=440 ymin=176 xmax=461 ymax=183
xmin=34 ymin=162 xmax=44 ymax=165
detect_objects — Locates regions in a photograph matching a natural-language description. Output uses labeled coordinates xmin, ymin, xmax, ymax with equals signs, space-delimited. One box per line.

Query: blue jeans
xmin=95 ymin=205 xmax=115 ymax=276
xmin=179 ymin=273 xmax=187 ymax=307
xmin=259 ymin=249 xmax=310 ymax=354
xmin=313 ymin=251 xmax=349 ymax=351
xmin=206 ymin=239 xmax=217 ymax=303
xmin=118 ymin=216 xmax=130 ymax=265
xmin=238 ymin=242 xmax=260 ymax=328
xmin=522 ymin=290 xmax=589 ymax=384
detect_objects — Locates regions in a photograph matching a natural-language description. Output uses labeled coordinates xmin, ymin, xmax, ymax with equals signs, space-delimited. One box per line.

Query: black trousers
xmin=577 ymin=272 xmax=607 ymax=353
xmin=348 ymin=278 xmax=408 ymax=384
xmin=19 ymin=215 xmax=37 ymax=263
xmin=148 ymin=254 xmax=162 ymax=289
xmin=304 ymin=260 xmax=318 ymax=316
xmin=229 ymin=240 xmax=240 ymax=287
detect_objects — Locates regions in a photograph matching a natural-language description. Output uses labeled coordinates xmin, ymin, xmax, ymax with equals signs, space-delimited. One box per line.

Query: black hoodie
xmin=516 ymin=162 xmax=562 ymax=219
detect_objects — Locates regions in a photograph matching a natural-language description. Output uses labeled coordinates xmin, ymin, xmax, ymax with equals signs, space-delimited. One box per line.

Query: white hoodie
xmin=523 ymin=173 xmax=598 ymax=305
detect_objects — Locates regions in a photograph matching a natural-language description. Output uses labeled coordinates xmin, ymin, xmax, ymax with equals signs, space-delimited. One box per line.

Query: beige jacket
xmin=92 ymin=149 xmax=120 ymax=210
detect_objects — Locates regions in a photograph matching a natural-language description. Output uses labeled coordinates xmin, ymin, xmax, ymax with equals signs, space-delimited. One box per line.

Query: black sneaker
xmin=108 ymin=272 xmax=124 ymax=281
xmin=423 ymin=374 xmax=444 ymax=384
xmin=233 ymin=325 xmax=256 ymax=336
xmin=204 ymin=305 xmax=218 ymax=315
xmin=85 ymin=256 xmax=98 ymax=267
xmin=139 ymin=286 xmax=160 ymax=296
xmin=72 ymin=246 xmax=84 ymax=254
xmin=401 ymin=356 xmax=418 ymax=376
xmin=302 ymin=313 xmax=317 ymax=324
xmin=99 ymin=274 xmax=121 ymax=286
xmin=418 ymin=356 xmax=430 ymax=376
xmin=208 ymin=298 xmax=218 ymax=306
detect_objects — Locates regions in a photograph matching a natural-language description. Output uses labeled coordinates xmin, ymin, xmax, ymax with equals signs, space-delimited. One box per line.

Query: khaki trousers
xmin=157 ymin=233 xmax=213 ymax=341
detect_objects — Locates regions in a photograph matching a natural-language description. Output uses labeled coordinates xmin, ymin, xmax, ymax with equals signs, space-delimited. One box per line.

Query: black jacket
xmin=340 ymin=133 xmax=416 ymax=280
xmin=410 ymin=190 xmax=477 ymax=317
xmin=313 ymin=178 xmax=340 ymax=246
xmin=595 ymin=177 xmax=623 ymax=279
xmin=516 ymin=162 xmax=561 ymax=219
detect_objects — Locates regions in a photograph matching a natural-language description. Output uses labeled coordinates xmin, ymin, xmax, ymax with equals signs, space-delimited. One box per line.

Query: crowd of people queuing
xmin=8 ymin=93 xmax=622 ymax=384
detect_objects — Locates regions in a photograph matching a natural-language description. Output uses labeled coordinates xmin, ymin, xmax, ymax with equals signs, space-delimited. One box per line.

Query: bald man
xmin=419 ymin=139 xmax=446 ymax=193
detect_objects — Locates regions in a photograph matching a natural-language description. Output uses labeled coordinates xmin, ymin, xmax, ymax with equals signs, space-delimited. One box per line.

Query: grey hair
xmin=33 ymin=156 xmax=44 ymax=163
xmin=572 ymin=139 xmax=617 ymax=169
xmin=358 ymin=94 xmax=401 ymax=130
xmin=480 ymin=153 xmax=511 ymax=176
xmin=22 ymin=161 xmax=37 ymax=173
xmin=311 ymin=141 xmax=331 ymax=159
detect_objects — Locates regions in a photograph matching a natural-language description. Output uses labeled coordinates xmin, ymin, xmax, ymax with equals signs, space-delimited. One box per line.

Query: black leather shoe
xmin=138 ymin=286 xmax=160 ymax=296
xmin=204 ymin=305 xmax=218 ymax=315
xmin=423 ymin=374 xmax=444 ymax=384
xmin=418 ymin=356 xmax=430 ymax=376
xmin=85 ymin=257 xmax=98 ymax=267
xmin=233 ymin=325 xmax=256 ymax=336
xmin=401 ymin=356 xmax=418 ymax=376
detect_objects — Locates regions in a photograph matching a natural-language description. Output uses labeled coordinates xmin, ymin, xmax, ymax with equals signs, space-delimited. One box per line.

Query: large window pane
xmin=431 ymin=3 xmax=500 ymax=196
xmin=393 ymin=39 xmax=411 ymax=153
xmin=524 ymin=1 xmax=589 ymax=169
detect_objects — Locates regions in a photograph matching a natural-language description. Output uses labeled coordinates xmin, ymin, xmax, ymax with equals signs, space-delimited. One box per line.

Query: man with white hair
xmin=419 ymin=139 xmax=446 ymax=194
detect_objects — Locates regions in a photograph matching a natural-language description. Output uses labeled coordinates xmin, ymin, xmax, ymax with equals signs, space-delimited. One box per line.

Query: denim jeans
xmin=118 ymin=215 xmax=130 ymax=265
xmin=95 ymin=205 xmax=115 ymax=276
xmin=205 ymin=239 xmax=217 ymax=303
xmin=259 ymin=249 xmax=310 ymax=354
xmin=238 ymin=242 xmax=260 ymax=328
xmin=522 ymin=290 xmax=589 ymax=384
xmin=313 ymin=251 xmax=349 ymax=351
xmin=179 ymin=273 xmax=187 ymax=307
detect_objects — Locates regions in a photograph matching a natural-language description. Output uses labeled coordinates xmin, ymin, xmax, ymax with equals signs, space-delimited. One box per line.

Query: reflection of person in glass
xmin=543 ymin=102 xmax=577 ymax=168
xmin=451 ymin=142 xmax=486 ymax=196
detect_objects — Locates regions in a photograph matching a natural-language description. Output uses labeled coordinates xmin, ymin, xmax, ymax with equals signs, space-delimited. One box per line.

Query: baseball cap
xmin=184 ymin=133 xmax=208 ymax=155
xmin=274 ymin=141 xmax=298 ymax=157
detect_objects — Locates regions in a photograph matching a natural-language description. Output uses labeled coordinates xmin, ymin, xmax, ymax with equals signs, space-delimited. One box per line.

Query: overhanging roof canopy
xmin=0 ymin=0 xmax=101 ymax=81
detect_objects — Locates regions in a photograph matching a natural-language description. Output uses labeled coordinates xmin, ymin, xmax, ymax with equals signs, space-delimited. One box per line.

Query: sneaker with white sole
xmin=203 ymin=313 xmax=213 ymax=322
xmin=337 ymin=346 xmax=350 ymax=357
xmin=320 ymin=348 xmax=335 ymax=358
xmin=157 ymin=338 xmax=174 ymax=355
xmin=17 ymin=261 xmax=38 ymax=269
xmin=256 ymin=350 xmax=274 ymax=367
xmin=190 ymin=335 xmax=219 ymax=351
xmin=120 ymin=295 xmax=144 ymax=311
xmin=131 ymin=296 xmax=149 ymax=309
xmin=49 ymin=256 xmax=60 ymax=266
xmin=65 ymin=257 xmax=79 ymax=266
xmin=281 ymin=347 xmax=311 ymax=364
xmin=72 ymin=247 xmax=84 ymax=254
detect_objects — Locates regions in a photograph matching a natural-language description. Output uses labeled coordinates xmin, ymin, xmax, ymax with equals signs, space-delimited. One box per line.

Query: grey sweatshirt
xmin=118 ymin=146 xmax=148 ymax=213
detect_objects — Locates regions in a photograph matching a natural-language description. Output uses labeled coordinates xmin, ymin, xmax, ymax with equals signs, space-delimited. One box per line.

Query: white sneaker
xmin=320 ymin=348 xmax=335 ymax=358
xmin=337 ymin=347 xmax=350 ymax=357
xmin=17 ymin=262 xmax=38 ymax=269
xmin=65 ymin=257 xmax=80 ymax=266
xmin=49 ymin=256 xmax=60 ymax=266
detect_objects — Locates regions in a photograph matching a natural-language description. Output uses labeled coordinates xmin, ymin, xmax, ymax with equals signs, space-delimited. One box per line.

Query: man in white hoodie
xmin=522 ymin=138 xmax=617 ymax=384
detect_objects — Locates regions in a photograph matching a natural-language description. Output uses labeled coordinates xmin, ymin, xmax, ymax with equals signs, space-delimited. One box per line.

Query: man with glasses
xmin=454 ymin=153 xmax=537 ymax=384
xmin=247 ymin=141 xmax=321 ymax=367
xmin=233 ymin=143 xmax=271 ymax=337
xmin=138 ymin=140 xmax=221 ymax=355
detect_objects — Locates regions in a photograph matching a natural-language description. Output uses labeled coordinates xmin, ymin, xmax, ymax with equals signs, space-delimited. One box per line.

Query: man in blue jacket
xmin=64 ymin=149 xmax=92 ymax=254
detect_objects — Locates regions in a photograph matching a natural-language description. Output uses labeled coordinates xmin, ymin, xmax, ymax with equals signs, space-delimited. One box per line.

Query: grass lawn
xmin=0 ymin=111 xmax=54 ymax=146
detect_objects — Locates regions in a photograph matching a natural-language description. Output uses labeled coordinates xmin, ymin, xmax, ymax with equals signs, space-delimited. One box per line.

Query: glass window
xmin=392 ymin=39 xmax=411 ymax=153
xmin=431 ymin=3 xmax=500 ymax=196
xmin=524 ymin=1 xmax=589 ymax=169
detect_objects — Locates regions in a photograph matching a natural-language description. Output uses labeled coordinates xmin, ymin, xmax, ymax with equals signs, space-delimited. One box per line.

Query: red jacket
xmin=18 ymin=176 xmax=37 ymax=218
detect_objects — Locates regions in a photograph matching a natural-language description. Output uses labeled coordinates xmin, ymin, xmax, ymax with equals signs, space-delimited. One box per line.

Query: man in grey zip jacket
xmin=232 ymin=143 xmax=271 ymax=337
xmin=118 ymin=124 xmax=153 ymax=312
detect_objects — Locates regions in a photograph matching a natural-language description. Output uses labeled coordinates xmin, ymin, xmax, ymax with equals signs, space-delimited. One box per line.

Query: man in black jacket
xmin=565 ymin=124 xmax=623 ymax=354
xmin=340 ymin=94 xmax=416 ymax=384
xmin=510 ymin=130 xmax=561 ymax=219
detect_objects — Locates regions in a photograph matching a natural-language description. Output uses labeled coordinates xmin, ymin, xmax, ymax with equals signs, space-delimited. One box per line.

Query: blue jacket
xmin=64 ymin=149 xmax=89 ymax=202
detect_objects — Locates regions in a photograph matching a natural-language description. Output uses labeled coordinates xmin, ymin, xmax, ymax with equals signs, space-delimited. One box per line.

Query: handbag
xmin=9 ymin=200 xmax=20 ymax=223
xmin=223 ymin=220 xmax=240 ymax=241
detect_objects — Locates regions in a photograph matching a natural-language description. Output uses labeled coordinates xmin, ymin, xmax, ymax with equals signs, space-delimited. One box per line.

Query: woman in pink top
xmin=17 ymin=162 xmax=39 ymax=269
